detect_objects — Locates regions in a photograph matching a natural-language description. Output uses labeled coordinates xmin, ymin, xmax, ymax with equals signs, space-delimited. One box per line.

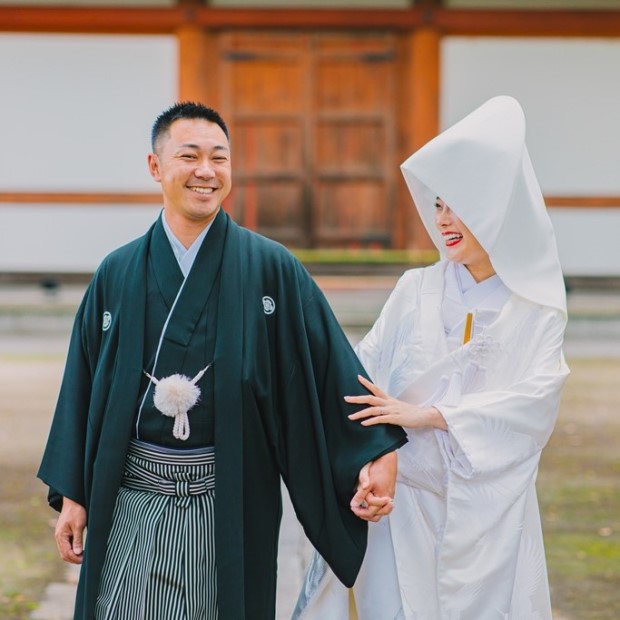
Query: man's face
xmin=147 ymin=118 xmax=232 ymax=228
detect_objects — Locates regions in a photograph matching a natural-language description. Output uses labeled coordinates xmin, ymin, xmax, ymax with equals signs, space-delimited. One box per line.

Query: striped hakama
xmin=95 ymin=440 xmax=217 ymax=620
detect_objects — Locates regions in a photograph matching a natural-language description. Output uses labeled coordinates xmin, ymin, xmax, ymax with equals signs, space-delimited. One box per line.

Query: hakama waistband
xmin=122 ymin=439 xmax=215 ymax=498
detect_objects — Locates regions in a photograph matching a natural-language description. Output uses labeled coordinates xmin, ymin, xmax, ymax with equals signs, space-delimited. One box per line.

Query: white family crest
xmin=102 ymin=311 xmax=112 ymax=332
xmin=467 ymin=333 xmax=500 ymax=362
xmin=262 ymin=296 xmax=276 ymax=315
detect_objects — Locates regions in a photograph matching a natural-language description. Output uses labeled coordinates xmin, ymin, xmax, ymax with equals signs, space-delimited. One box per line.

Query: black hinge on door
xmin=362 ymin=51 xmax=396 ymax=63
xmin=224 ymin=51 xmax=260 ymax=61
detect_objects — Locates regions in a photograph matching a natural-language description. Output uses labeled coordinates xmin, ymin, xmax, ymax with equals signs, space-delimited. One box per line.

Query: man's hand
xmin=55 ymin=497 xmax=87 ymax=564
xmin=350 ymin=451 xmax=398 ymax=522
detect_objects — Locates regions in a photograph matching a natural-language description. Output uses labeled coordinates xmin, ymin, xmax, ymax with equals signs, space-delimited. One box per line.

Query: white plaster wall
xmin=2 ymin=34 xmax=619 ymax=275
xmin=0 ymin=33 xmax=176 ymax=273
xmin=442 ymin=37 xmax=620 ymax=276
xmin=0 ymin=205 xmax=161 ymax=273
xmin=549 ymin=209 xmax=620 ymax=277
xmin=0 ymin=33 xmax=177 ymax=192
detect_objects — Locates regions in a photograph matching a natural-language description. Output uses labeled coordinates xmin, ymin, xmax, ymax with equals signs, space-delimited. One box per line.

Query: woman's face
xmin=434 ymin=198 xmax=495 ymax=282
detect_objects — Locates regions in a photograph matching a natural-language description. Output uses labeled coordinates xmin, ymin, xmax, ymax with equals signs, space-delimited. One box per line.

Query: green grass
xmin=0 ymin=470 xmax=66 ymax=619
xmin=292 ymin=248 xmax=438 ymax=265
xmin=1 ymin=356 xmax=618 ymax=619
xmin=538 ymin=358 xmax=620 ymax=619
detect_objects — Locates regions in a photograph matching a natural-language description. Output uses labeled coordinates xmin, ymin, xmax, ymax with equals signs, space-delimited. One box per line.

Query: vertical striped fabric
xmin=95 ymin=440 xmax=218 ymax=620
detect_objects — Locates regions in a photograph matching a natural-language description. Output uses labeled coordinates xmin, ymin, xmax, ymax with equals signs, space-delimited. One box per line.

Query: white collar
xmin=161 ymin=211 xmax=213 ymax=278
xmin=442 ymin=261 xmax=511 ymax=341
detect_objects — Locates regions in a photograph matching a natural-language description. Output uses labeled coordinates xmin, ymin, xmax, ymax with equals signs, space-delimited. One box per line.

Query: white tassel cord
xmin=145 ymin=363 xmax=212 ymax=441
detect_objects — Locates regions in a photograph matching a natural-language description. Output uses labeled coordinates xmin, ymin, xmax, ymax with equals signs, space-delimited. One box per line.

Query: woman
xmin=294 ymin=96 xmax=569 ymax=619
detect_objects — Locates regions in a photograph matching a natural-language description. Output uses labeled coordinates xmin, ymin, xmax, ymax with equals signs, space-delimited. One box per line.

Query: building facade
xmin=1 ymin=0 xmax=619 ymax=276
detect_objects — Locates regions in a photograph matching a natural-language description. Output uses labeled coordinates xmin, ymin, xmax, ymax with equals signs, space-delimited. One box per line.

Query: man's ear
xmin=147 ymin=153 xmax=161 ymax=182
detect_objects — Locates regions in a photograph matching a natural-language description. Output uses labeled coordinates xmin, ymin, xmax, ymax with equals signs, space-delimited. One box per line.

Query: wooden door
xmin=220 ymin=31 xmax=397 ymax=248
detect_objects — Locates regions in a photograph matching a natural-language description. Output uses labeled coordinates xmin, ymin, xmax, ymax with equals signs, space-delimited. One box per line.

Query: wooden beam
xmin=193 ymin=8 xmax=424 ymax=30
xmin=0 ymin=192 xmax=161 ymax=204
xmin=545 ymin=196 xmax=620 ymax=208
xmin=0 ymin=6 xmax=187 ymax=34
xmin=1 ymin=5 xmax=620 ymax=37
xmin=435 ymin=8 xmax=620 ymax=37
xmin=0 ymin=192 xmax=618 ymax=208
xmin=0 ymin=6 xmax=423 ymax=33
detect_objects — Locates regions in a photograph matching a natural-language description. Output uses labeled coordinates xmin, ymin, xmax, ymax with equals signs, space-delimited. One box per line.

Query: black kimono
xmin=38 ymin=209 xmax=406 ymax=619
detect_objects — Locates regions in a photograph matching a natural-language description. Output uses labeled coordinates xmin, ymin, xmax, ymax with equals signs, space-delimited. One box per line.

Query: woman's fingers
xmin=345 ymin=378 xmax=402 ymax=427
xmin=345 ymin=394 xmax=384 ymax=407
xmin=356 ymin=374 xmax=388 ymax=398
xmin=349 ymin=407 xmax=399 ymax=427
xmin=360 ymin=414 xmax=398 ymax=427
xmin=348 ymin=406 xmax=385 ymax=420
xmin=344 ymin=376 xmax=391 ymax=411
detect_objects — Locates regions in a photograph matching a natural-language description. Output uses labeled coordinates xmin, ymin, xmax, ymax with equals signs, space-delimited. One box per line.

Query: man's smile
xmin=187 ymin=186 xmax=216 ymax=195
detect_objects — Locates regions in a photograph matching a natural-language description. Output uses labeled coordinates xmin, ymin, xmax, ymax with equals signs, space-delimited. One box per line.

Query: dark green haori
xmin=38 ymin=208 xmax=406 ymax=619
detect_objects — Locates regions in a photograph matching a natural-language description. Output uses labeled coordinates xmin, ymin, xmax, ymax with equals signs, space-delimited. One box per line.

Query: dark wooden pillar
xmin=177 ymin=24 xmax=220 ymax=107
xmin=396 ymin=25 xmax=440 ymax=250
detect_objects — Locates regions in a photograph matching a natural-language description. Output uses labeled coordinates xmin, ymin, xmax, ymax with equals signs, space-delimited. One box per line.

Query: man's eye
xmin=180 ymin=153 xmax=197 ymax=159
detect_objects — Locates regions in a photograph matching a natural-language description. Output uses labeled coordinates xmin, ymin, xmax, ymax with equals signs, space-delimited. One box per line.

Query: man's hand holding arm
xmin=55 ymin=496 xmax=87 ymax=564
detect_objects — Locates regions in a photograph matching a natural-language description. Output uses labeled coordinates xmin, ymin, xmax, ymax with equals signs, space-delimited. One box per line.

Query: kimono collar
xmin=161 ymin=210 xmax=214 ymax=277
xmin=401 ymin=96 xmax=566 ymax=316
xmin=453 ymin=263 xmax=508 ymax=309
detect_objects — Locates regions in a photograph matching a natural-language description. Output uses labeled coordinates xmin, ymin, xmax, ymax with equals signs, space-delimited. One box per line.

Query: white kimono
xmin=295 ymin=96 xmax=570 ymax=620
xmin=294 ymin=261 xmax=569 ymax=620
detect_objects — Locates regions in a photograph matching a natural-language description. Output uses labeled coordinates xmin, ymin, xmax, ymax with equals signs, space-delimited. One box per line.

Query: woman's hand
xmin=346 ymin=375 xmax=448 ymax=431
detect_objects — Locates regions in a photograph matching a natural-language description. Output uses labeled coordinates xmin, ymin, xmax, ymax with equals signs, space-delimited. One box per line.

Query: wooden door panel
xmin=314 ymin=33 xmax=395 ymax=114
xmin=230 ymin=182 xmax=305 ymax=244
xmin=221 ymin=30 xmax=396 ymax=248
xmin=315 ymin=61 xmax=393 ymax=112
xmin=231 ymin=119 xmax=306 ymax=244
xmin=315 ymin=121 xmax=386 ymax=175
xmin=313 ymin=33 xmax=395 ymax=247
xmin=230 ymin=60 xmax=305 ymax=114
xmin=315 ymin=181 xmax=390 ymax=245
xmin=314 ymin=33 xmax=395 ymax=55
xmin=224 ymin=32 xmax=305 ymax=114
xmin=233 ymin=120 xmax=304 ymax=173
xmin=224 ymin=32 xmax=301 ymax=55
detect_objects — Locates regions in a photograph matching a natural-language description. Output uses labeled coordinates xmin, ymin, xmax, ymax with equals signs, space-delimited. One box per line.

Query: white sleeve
xmin=435 ymin=306 xmax=569 ymax=481
xmin=354 ymin=269 xmax=422 ymax=383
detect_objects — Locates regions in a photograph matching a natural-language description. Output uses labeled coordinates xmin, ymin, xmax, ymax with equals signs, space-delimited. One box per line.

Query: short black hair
xmin=151 ymin=101 xmax=229 ymax=152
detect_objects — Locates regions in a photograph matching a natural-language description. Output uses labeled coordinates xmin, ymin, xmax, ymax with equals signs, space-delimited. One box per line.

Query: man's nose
xmin=195 ymin=160 xmax=215 ymax=178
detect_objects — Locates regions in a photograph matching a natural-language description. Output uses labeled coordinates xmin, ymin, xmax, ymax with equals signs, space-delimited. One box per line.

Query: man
xmin=38 ymin=102 xmax=406 ymax=619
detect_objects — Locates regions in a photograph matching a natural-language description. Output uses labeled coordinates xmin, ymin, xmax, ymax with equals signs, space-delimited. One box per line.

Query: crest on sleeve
xmin=262 ymin=296 xmax=276 ymax=315
xmin=102 ymin=311 xmax=112 ymax=332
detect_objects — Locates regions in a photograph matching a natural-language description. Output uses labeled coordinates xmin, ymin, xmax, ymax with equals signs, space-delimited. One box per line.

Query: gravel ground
xmin=1 ymin=280 xmax=618 ymax=619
